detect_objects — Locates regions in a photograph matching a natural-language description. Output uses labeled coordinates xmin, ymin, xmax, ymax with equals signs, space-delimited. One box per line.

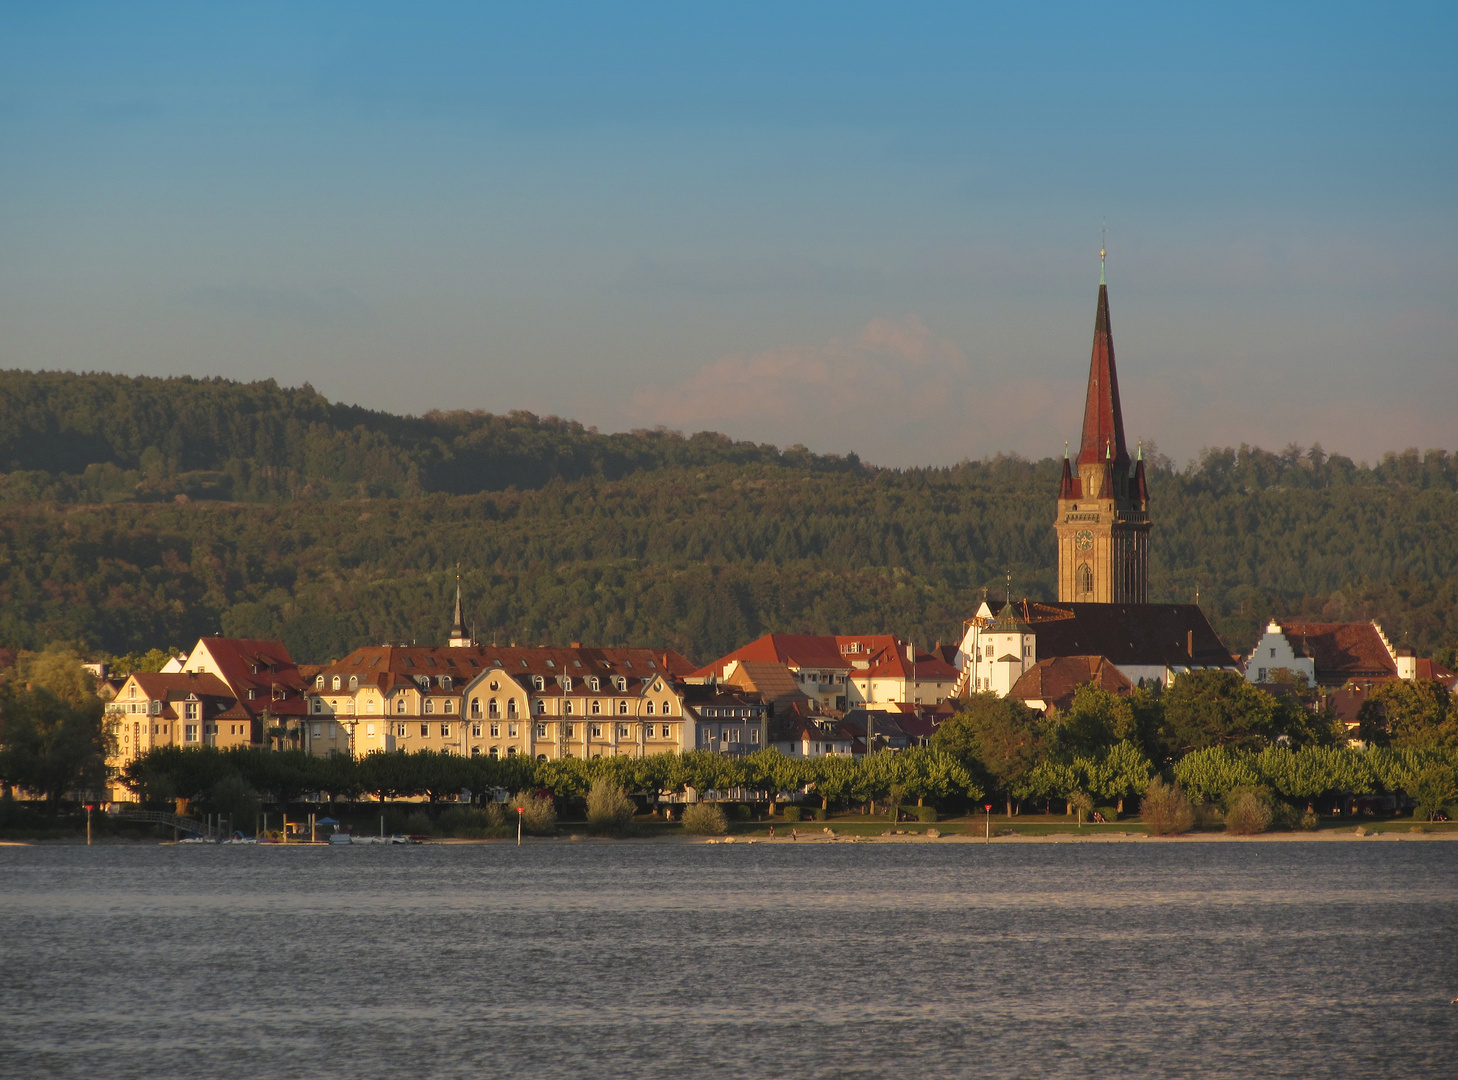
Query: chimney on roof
xmin=570 ymin=642 xmax=581 ymax=649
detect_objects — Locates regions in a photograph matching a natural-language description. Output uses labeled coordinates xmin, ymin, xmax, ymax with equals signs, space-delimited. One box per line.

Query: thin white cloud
xmin=627 ymin=316 xmax=1088 ymax=467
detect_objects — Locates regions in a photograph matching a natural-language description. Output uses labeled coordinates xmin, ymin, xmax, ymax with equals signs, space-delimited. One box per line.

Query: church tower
xmin=1055 ymin=254 xmax=1150 ymax=603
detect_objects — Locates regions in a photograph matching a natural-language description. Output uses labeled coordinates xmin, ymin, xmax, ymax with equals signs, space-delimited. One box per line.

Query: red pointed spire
xmin=1076 ymin=284 xmax=1129 ymax=469
xmin=1059 ymin=444 xmax=1079 ymax=499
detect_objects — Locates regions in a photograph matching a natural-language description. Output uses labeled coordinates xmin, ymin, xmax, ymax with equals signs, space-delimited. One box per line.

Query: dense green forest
xmin=0 ymin=371 xmax=1454 ymax=665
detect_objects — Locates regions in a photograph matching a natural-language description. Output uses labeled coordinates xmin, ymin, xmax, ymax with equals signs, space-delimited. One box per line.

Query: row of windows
xmin=702 ymin=727 xmax=760 ymax=744
xmin=354 ymin=722 xmax=677 ymax=741
xmin=309 ymin=694 xmax=674 ymax=718
xmin=532 ymin=699 xmax=673 ymax=716
xmin=174 ymin=722 xmax=247 ymax=742
xmin=316 ymin=672 xmax=647 ymax=695
xmin=530 ymin=675 xmax=630 ymax=692
xmin=796 ymin=672 xmax=847 ymax=685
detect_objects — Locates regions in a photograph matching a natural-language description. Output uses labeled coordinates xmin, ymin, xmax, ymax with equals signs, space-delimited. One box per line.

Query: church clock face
xmin=1075 ymin=529 xmax=1094 ymax=550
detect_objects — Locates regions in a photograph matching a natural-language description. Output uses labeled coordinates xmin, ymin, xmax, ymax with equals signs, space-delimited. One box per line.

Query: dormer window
xmin=316 ymin=675 xmax=325 ymax=689
xmin=440 ymin=676 xmax=452 ymax=689
xmin=562 ymin=677 xmax=572 ymax=692
xmin=589 ymin=677 xmax=600 ymax=691
xmin=532 ymin=675 xmax=545 ymax=691
xmin=614 ymin=677 xmax=627 ymax=692
xmin=332 ymin=676 xmax=342 ymax=690
xmin=349 ymin=676 xmax=358 ymax=690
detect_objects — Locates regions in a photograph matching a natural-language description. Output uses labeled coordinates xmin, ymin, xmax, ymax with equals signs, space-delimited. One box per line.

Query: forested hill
xmin=0 ymin=370 xmax=1454 ymax=666
xmin=0 ymin=370 xmax=860 ymax=503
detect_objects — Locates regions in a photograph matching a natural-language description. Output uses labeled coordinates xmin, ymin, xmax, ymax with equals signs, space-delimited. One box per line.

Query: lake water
xmin=2 ymin=839 xmax=1456 ymax=1079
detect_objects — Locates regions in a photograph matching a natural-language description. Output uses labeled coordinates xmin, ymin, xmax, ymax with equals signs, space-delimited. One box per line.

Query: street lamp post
xmin=85 ymin=803 xmax=95 ymax=846
xmin=984 ymin=802 xmax=993 ymax=845
xmin=516 ymin=804 xmax=524 ymax=846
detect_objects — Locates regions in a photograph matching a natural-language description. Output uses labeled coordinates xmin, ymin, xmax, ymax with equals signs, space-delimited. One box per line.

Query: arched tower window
xmin=1078 ymin=564 xmax=1094 ymax=594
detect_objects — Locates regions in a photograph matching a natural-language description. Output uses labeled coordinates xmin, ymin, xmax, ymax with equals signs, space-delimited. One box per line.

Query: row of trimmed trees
xmin=122 ymin=743 xmax=984 ymax=814
xmin=926 ymin=671 xmax=1458 ymax=817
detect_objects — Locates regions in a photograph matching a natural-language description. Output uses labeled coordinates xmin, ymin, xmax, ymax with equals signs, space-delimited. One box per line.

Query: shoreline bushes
xmin=1141 ymin=779 xmax=1196 ymax=835
xmin=681 ymin=802 xmax=728 ymax=835
xmin=585 ymin=778 xmax=636 ymax=836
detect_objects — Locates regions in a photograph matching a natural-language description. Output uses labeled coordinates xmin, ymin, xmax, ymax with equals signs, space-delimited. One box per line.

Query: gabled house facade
xmin=104 ymin=671 xmax=255 ymax=800
xmin=954 ymin=598 xmax=1235 ymax=695
xmin=682 ymin=685 xmax=769 ymax=755
xmin=836 ymin=635 xmax=958 ymax=708
xmin=304 ymin=644 xmax=699 ymax=761
xmin=691 ymin=634 xmax=852 ymax=713
xmin=1242 ymin=619 xmax=1433 ymax=688
xmin=174 ymin=637 xmax=310 ymax=745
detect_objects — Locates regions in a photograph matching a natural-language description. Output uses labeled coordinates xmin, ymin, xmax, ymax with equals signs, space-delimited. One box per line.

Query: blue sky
xmin=2 ymin=3 xmax=1454 ymax=466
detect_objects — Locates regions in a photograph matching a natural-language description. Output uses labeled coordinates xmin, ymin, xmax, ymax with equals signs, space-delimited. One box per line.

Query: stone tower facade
xmin=1054 ymin=277 xmax=1150 ymax=603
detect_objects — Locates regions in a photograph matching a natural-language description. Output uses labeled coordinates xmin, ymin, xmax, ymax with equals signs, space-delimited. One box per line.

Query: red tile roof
xmin=317 ymin=644 xmax=695 ymax=697
xmin=855 ymin=649 xmax=958 ymax=682
xmin=722 ymin=660 xmax=808 ymax=710
xmin=693 ymin=634 xmax=851 ymax=679
xmin=121 ymin=672 xmax=242 ymax=721
xmin=1009 ymin=655 xmax=1134 ymax=713
xmin=995 ymin=601 xmax=1234 ymax=668
xmin=1274 ymin=622 xmax=1396 ymax=685
xmin=1414 ymin=658 xmax=1458 ymax=690
xmin=196 ymin=637 xmax=309 ymax=716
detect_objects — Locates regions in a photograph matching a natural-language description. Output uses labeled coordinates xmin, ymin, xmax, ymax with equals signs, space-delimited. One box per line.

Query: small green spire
xmin=1138 ymin=439 xmax=1143 ymax=461
xmin=1064 ymin=440 xmax=1069 ymax=459
xmin=1099 ymin=246 xmax=1105 ymax=285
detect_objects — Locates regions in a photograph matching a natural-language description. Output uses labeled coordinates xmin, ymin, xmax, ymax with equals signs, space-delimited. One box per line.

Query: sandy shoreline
xmin=7 ymin=828 xmax=1456 ymax=846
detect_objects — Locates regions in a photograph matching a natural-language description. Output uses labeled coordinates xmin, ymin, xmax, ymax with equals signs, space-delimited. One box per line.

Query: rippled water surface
xmin=3 ymin=840 xmax=1457 ymax=1078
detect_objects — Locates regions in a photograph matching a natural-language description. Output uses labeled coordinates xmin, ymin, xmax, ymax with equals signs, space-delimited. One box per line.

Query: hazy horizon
xmin=3 ymin=4 xmax=1453 ymax=468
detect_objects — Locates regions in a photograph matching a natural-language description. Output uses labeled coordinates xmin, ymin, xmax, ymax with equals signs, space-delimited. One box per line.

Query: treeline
xmin=0 ymin=372 xmax=1455 ymax=661
xmin=0 ymin=455 xmax=1454 ymax=662
xmin=0 ymin=371 xmax=860 ymax=503
xmin=119 ymin=743 xmax=982 ymax=816
xmin=931 ymin=672 xmax=1458 ymax=818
